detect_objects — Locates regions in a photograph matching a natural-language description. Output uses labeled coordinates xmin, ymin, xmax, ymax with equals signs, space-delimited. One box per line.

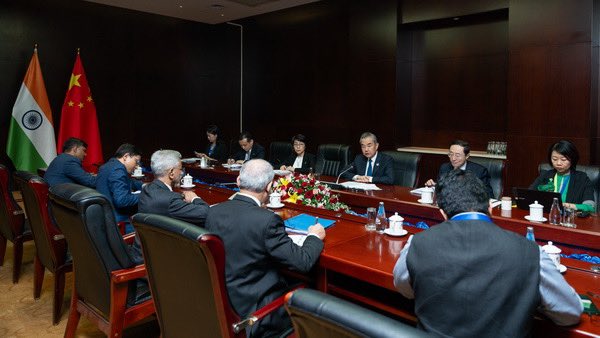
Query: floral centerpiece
xmin=272 ymin=172 xmax=349 ymax=212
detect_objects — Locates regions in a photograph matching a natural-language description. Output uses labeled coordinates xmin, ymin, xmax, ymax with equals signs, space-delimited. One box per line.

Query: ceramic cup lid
xmin=529 ymin=200 xmax=543 ymax=209
xmin=542 ymin=241 xmax=561 ymax=254
xmin=389 ymin=212 xmax=404 ymax=222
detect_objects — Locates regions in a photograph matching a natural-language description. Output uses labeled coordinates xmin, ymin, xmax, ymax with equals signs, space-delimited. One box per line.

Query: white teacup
xmin=501 ymin=196 xmax=512 ymax=211
xmin=200 ymin=157 xmax=208 ymax=168
xmin=269 ymin=192 xmax=282 ymax=206
xmin=421 ymin=187 xmax=434 ymax=203
xmin=529 ymin=200 xmax=544 ymax=220
xmin=542 ymin=241 xmax=561 ymax=270
xmin=180 ymin=174 xmax=193 ymax=187
xmin=388 ymin=212 xmax=404 ymax=233
xmin=133 ymin=166 xmax=142 ymax=176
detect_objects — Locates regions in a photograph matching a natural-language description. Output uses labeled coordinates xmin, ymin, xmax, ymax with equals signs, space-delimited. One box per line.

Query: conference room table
xmin=174 ymin=174 xmax=600 ymax=337
xmin=185 ymin=163 xmax=600 ymax=256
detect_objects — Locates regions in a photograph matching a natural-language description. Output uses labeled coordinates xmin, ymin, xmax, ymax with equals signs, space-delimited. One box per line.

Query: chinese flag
xmin=57 ymin=51 xmax=103 ymax=172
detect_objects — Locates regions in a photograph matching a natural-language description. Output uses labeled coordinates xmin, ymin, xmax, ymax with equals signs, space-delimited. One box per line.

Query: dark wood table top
xmin=185 ymin=181 xmax=600 ymax=337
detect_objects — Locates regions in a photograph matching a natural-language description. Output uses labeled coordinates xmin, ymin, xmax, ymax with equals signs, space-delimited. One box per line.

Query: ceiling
xmin=84 ymin=0 xmax=320 ymax=24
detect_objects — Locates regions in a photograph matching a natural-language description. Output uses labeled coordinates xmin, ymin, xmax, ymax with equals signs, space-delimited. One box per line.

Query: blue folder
xmin=284 ymin=214 xmax=336 ymax=234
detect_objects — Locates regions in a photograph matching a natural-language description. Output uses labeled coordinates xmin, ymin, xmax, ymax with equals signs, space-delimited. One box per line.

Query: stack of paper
xmin=340 ymin=181 xmax=381 ymax=190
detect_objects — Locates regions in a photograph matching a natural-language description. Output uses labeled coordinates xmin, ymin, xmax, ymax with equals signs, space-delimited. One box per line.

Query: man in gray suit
xmin=138 ymin=149 xmax=208 ymax=225
xmin=205 ymin=159 xmax=326 ymax=337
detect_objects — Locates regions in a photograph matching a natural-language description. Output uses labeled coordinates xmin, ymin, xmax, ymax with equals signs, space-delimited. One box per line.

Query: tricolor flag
xmin=57 ymin=50 xmax=103 ymax=172
xmin=6 ymin=46 xmax=57 ymax=172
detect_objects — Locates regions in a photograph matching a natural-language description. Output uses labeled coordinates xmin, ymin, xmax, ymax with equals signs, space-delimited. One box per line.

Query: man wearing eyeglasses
xmin=425 ymin=140 xmax=493 ymax=199
xmin=96 ymin=143 xmax=144 ymax=233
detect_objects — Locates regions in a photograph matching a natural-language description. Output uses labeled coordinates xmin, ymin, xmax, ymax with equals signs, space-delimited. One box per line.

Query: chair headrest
xmin=49 ymin=183 xmax=110 ymax=212
xmin=14 ymin=171 xmax=45 ymax=185
xmin=133 ymin=213 xmax=210 ymax=241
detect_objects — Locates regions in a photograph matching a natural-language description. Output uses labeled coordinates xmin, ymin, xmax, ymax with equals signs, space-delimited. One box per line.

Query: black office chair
xmin=381 ymin=151 xmax=421 ymax=187
xmin=13 ymin=171 xmax=72 ymax=324
xmin=132 ymin=213 xmax=295 ymax=338
xmin=48 ymin=183 xmax=154 ymax=337
xmin=539 ymin=163 xmax=600 ymax=208
xmin=269 ymin=141 xmax=294 ymax=168
xmin=285 ymin=289 xmax=430 ymax=338
xmin=314 ymin=144 xmax=352 ymax=177
xmin=469 ymin=157 xmax=505 ymax=199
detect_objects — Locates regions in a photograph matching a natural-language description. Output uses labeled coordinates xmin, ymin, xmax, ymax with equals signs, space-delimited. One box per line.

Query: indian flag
xmin=6 ymin=47 xmax=56 ymax=172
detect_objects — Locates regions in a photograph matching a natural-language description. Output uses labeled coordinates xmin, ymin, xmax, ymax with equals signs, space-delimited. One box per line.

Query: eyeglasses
xmin=448 ymin=152 xmax=464 ymax=158
xmin=293 ymin=143 xmax=305 ymax=147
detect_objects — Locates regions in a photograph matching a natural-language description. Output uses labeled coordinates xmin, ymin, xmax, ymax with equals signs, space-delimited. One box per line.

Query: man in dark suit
xmin=96 ymin=143 xmax=143 ymax=233
xmin=426 ymin=140 xmax=494 ymax=198
xmin=44 ymin=137 xmax=96 ymax=188
xmin=139 ymin=149 xmax=209 ymax=225
xmin=205 ymin=159 xmax=326 ymax=337
xmin=229 ymin=131 xmax=266 ymax=164
xmin=394 ymin=170 xmax=582 ymax=337
xmin=343 ymin=132 xmax=394 ymax=184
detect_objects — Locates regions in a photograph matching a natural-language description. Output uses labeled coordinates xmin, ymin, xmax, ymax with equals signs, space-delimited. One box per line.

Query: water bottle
xmin=375 ymin=202 xmax=387 ymax=233
xmin=525 ymin=226 xmax=535 ymax=242
xmin=549 ymin=197 xmax=561 ymax=225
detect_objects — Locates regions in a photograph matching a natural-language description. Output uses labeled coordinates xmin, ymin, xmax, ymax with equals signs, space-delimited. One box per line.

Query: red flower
xmin=305 ymin=190 xmax=314 ymax=199
xmin=330 ymin=197 xmax=338 ymax=204
xmin=315 ymin=194 xmax=323 ymax=201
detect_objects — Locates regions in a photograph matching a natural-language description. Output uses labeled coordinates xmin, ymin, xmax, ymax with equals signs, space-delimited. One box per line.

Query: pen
xmin=314 ymin=217 xmax=319 ymax=225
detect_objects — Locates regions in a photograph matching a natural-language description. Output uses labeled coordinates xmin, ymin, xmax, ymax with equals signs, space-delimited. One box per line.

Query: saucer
xmin=558 ymin=264 xmax=567 ymax=274
xmin=417 ymin=198 xmax=433 ymax=204
xmin=384 ymin=228 xmax=408 ymax=237
xmin=131 ymin=174 xmax=144 ymax=178
xmin=524 ymin=215 xmax=547 ymax=222
xmin=180 ymin=184 xmax=195 ymax=189
xmin=267 ymin=203 xmax=284 ymax=209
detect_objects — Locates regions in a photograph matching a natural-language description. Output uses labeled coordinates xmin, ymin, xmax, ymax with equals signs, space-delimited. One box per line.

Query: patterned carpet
xmin=0 ymin=240 xmax=159 ymax=337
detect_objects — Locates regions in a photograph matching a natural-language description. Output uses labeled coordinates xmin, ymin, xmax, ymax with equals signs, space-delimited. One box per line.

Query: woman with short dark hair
xmin=279 ymin=134 xmax=316 ymax=174
xmin=529 ymin=140 xmax=595 ymax=211
xmin=195 ymin=125 xmax=228 ymax=163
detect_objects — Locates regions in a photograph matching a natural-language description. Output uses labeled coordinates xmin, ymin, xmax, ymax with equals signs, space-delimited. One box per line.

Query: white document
xmin=288 ymin=234 xmax=307 ymax=246
xmin=340 ymin=182 xmax=382 ymax=190
xmin=410 ymin=187 xmax=429 ymax=195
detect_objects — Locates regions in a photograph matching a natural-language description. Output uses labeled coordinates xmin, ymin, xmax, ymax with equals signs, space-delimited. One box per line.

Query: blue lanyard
xmin=451 ymin=212 xmax=493 ymax=223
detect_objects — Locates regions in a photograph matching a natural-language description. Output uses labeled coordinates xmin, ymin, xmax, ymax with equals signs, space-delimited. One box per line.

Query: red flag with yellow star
xmin=57 ymin=51 xmax=103 ymax=172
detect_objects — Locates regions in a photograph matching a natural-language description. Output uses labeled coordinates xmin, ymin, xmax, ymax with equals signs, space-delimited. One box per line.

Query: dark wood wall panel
xmin=0 ymin=0 xmax=239 ymax=160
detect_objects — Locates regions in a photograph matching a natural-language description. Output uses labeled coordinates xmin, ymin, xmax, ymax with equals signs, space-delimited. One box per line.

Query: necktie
xmin=244 ymin=151 xmax=250 ymax=161
xmin=366 ymin=159 xmax=373 ymax=176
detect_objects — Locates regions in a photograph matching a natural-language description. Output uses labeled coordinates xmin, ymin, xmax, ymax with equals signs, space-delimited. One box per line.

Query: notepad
xmin=284 ymin=214 xmax=336 ymax=234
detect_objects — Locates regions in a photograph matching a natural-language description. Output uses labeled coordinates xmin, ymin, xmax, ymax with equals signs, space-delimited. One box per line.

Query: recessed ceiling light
xmin=211 ymin=4 xmax=225 ymax=10
xmin=179 ymin=5 xmax=183 ymax=8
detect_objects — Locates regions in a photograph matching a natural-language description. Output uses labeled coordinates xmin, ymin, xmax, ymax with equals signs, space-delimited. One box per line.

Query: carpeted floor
xmin=0 ymin=240 xmax=159 ymax=337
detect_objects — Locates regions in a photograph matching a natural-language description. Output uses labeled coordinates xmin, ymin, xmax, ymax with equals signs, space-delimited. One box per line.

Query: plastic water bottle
xmin=549 ymin=197 xmax=561 ymax=225
xmin=525 ymin=226 xmax=536 ymax=242
xmin=375 ymin=202 xmax=387 ymax=233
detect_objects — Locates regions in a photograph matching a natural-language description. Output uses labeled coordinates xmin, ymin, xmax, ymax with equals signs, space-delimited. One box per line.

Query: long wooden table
xmin=181 ymin=180 xmax=600 ymax=337
xmin=185 ymin=164 xmax=600 ymax=256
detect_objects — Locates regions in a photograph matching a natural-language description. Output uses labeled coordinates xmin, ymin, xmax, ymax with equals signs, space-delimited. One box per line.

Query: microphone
xmin=336 ymin=165 xmax=354 ymax=184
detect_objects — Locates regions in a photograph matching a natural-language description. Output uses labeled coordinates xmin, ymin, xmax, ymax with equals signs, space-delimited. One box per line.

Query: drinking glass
xmin=561 ymin=208 xmax=576 ymax=228
xmin=365 ymin=207 xmax=376 ymax=231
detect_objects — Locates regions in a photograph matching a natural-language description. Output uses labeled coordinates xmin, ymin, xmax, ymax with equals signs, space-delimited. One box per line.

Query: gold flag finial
xmin=34 ymin=43 xmax=38 ymax=52
xmin=77 ymin=47 xmax=80 ymax=54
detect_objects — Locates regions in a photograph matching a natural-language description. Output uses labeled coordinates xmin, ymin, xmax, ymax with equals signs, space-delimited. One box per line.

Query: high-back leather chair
xmin=314 ymin=144 xmax=352 ymax=177
xmin=13 ymin=171 xmax=72 ymax=324
xmin=269 ymin=141 xmax=294 ymax=168
xmin=132 ymin=213 xmax=294 ymax=338
xmin=0 ymin=164 xmax=32 ymax=283
xmin=285 ymin=289 xmax=431 ymax=338
xmin=381 ymin=151 xmax=421 ymax=187
xmin=48 ymin=183 xmax=154 ymax=337
xmin=469 ymin=157 xmax=505 ymax=199
xmin=539 ymin=163 xmax=600 ymax=208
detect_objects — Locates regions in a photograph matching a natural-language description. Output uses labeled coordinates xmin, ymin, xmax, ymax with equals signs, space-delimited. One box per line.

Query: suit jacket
xmin=232 ymin=143 xmax=266 ymax=162
xmin=204 ymin=140 xmax=228 ymax=163
xmin=281 ymin=153 xmax=316 ymax=174
xmin=138 ymin=180 xmax=209 ymax=225
xmin=438 ymin=161 xmax=494 ymax=199
xmin=529 ymin=169 xmax=594 ymax=204
xmin=44 ymin=153 xmax=96 ymax=188
xmin=96 ymin=158 xmax=143 ymax=224
xmin=205 ymin=194 xmax=324 ymax=337
xmin=343 ymin=152 xmax=395 ymax=185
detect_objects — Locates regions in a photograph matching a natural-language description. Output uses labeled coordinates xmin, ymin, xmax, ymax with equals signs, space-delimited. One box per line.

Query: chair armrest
xmin=110 ymin=264 xmax=147 ymax=284
xmin=232 ymin=285 xmax=304 ymax=334
xmin=122 ymin=232 xmax=136 ymax=245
